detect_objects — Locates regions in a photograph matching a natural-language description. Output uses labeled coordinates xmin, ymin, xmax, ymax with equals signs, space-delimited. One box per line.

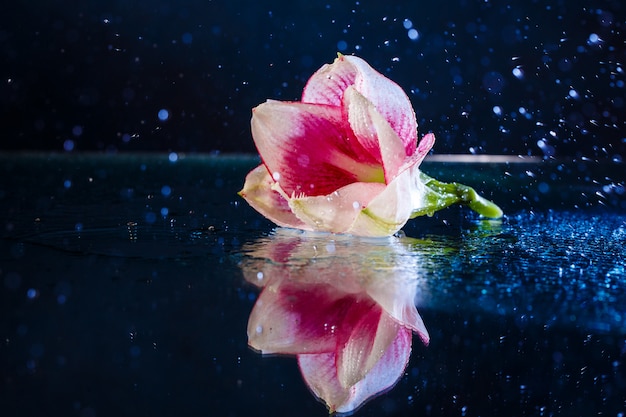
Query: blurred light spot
xmin=27 ymin=288 xmax=38 ymax=299
xmin=72 ymin=125 xmax=83 ymax=137
xmin=145 ymin=212 xmax=157 ymax=224
xmin=492 ymin=106 xmax=503 ymax=116
xmin=168 ymin=152 xmax=178 ymax=162
xmin=568 ymin=89 xmax=580 ymax=99
xmin=407 ymin=29 xmax=420 ymax=40
xmin=64 ymin=180 xmax=72 ymax=189
xmin=63 ymin=140 xmax=75 ymax=152
xmin=587 ymin=33 xmax=601 ymax=45
xmin=158 ymin=109 xmax=170 ymax=121
xmin=182 ymin=32 xmax=193 ymax=44
xmin=512 ymin=67 xmax=524 ymax=79
xmin=537 ymin=139 xmax=556 ymax=157
xmin=403 ymin=19 xmax=413 ymax=29
xmin=337 ymin=40 xmax=348 ymax=51
xmin=161 ymin=185 xmax=172 ymax=197
xmin=160 ymin=207 xmax=169 ymax=217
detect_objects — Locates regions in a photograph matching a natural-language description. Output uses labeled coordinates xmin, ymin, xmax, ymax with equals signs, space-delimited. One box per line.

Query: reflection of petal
xmin=241 ymin=229 xmax=429 ymax=414
xmin=248 ymin=282 xmax=358 ymax=355
xmin=338 ymin=309 xmax=400 ymax=388
xmin=365 ymin=270 xmax=430 ymax=345
xmin=299 ymin=326 xmax=412 ymax=414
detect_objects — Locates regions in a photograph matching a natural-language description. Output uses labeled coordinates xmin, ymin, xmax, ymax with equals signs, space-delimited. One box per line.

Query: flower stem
xmin=411 ymin=172 xmax=503 ymax=219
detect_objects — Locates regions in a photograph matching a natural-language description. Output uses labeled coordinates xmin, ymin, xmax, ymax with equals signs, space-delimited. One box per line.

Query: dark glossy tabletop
xmin=1 ymin=153 xmax=625 ymax=416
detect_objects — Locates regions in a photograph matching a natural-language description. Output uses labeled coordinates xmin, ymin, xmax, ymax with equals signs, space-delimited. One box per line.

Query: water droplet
xmin=158 ymin=109 xmax=169 ymax=121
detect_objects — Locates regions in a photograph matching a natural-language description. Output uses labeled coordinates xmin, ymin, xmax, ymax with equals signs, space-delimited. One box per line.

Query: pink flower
xmin=241 ymin=229 xmax=429 ymax=413
xmin=239 ymin=54 xmax=437 ymax=237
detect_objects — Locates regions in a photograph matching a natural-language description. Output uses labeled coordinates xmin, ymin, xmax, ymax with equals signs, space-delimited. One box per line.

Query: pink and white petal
xmin=298 ymin=352 xmax=351 ymax=413
xmin=343 ymin=55 xmax=418 ymax=156
xmin=286 ymin=181 xmax=387 ymax=234
xmin=416 ymin=132 xmax=436 ymax=161
xmin=343 ymin=87 xmax=410 ymax=182
xmin=301 ymin=55 xmax=358 ymax=106
xmin=337 ymin=309 xmax=400 ymax=389
xmin=302 ymin=55 xmax=418 ymax=156
xmin=251 ymin=100 xmax=381 ymax=197
xmin=365 ymin=278 xmax=430 ymax=345
xmin=239 ymin=164 xmax=311 ymax=230
xmin=344 ymin=170 xmax=418 ymax=237
xmin=396 ymin=132 xmax=436 ymax=177
xmin=248 ymin=281 xmax=361 ymax=355
xmin=336 ymin=326 xmax=413 ymax=414
xmin=298 ymin=327 xmax=413 ymax=414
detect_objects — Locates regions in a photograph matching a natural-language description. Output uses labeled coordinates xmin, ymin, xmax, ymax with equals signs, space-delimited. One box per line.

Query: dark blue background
xmin=2 ymin=0 xmax=624 ymax=158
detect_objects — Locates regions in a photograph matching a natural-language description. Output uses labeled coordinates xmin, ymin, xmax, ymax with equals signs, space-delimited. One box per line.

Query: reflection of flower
xmin=240 ymin=229 xmax=429 ymax=414
xmin=240 ymin=54 xmax=502 ymax=237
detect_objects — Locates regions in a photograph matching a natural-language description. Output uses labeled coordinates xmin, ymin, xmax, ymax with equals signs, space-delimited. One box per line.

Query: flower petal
xmin=298 ymin=326 xmax=412 ymax=414
xmin=343 ymin=86 xmax=408 ymax=182
xmin=285 ymin=181 xmax=387 ymax=235
xmin=302 ymin=55 xmax=418 ymax=156
xmin=337 ymin=309 xmax=400 ymax=389
xmin=247 ymin=280 xmax=375 ymax=355
xmin=286 ymin=173 xmax=416 ymax=237
xmin=365 ymin=276 xmax=430 ymax=345
xmin=251 ymin=100 xmax=382 ymax=197
xmin=239 ymin=164 xmax=311 ymax=230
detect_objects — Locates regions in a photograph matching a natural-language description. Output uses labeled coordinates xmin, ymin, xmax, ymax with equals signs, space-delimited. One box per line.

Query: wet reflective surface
xmin=1 ymin=153 xmax=625 ymax=416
